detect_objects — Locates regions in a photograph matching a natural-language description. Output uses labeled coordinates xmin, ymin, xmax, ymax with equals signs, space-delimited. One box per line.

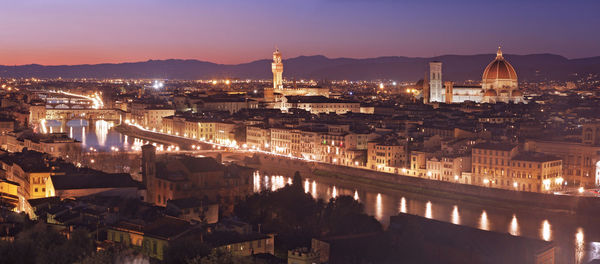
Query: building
xmin=0 ymin=178 xmax=19 ymax=209
xmin=280 ymin=96 xmax=360 ymax=115
xmin=481 ymin=47 xmax=524 ymax=103
xmin=270 ymin=127 xmax=293 ymax=155
xmin=107 ymin=216 xmax=198 ymax=260
xmin=166 ymin=197 xmax=219 ymax=224
xmin=2 ymin=131 xmax=82 ymax=159
xmin=46 ymin=172 xmax=140 ymax=199
xmin=197 ymin=97 xmax=259 ymax=114
xmin=0 ymin=150 xmax=57 ymax=207
xmin=264 ymin=49 xmax=329 ymax=102
xmin=206 ymin=218 xmax=275 ymax=257
xmin=288 ymin=248 xmax=321 ymax=264
xmin=145 ymin=107 xmax=175 ymax=131
xmin=471 ymin=142 xmax=519 ymax=187
xmin=246 ymin=125 xmax=270 ymax=151
xmin=367 ymin=134 xmax=409 ymax=172
xmin=142 ymin=146 xmax=253 ymax=211
xmin=428 ymin=47 xmax=525 ymax=104
xmin=510 ymin=152 xmax=563 ymax=192
xmin=425 ymin=154 xmax=471 ymax=183
xmin=214 ymin=121 xmax=237 ymax=146
xmin=429 ymin=62 xmax=443 ymax=102
xmin=272 ymin=48 xmax=283 ymax=90
xmin=525 ymin=123 xmax=600 ymax=187
xmin=471 ymin=142 xmax=563 ymax=192
xmin=0 ymin=117 xmax=15 ymax=134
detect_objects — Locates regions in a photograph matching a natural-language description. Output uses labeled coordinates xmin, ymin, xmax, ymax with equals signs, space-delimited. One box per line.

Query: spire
xmin=496 ymin=46 xmax=503 ymax=59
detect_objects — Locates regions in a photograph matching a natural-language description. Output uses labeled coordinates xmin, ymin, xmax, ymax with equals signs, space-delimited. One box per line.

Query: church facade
xmin=428 ymin=47 xmax=525 ymax=104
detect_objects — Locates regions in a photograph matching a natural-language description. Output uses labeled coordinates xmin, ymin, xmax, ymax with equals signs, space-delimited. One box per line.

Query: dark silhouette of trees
xmin=234 ymin=172 xmax=381 ymax=254
xmin=0 ymin=223 xmax=95 ymax=264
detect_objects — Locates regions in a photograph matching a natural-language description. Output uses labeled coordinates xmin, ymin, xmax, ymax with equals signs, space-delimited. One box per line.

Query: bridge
xmin=30 ymin=90 xmax=123 ymax=124
xmin=45 ymin=108 xmax=123 ymax=122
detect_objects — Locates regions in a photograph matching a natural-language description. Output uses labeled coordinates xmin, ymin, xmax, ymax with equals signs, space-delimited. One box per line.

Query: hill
xmin=1 ymin=54 xmax=599 ymax=81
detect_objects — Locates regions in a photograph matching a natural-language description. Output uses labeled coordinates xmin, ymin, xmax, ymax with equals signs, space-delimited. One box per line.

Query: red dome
xmin=511 ymin=90 xmax=523 ymax=96
xmin=482 ymin=47 xmax=517 ymax=81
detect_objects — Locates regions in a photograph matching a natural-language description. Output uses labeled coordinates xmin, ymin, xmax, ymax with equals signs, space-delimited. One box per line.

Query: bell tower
xmin=272 ymin=48 xmax=283 ymax=89
xmin=429 ymin=61 xmax=443 ymax=102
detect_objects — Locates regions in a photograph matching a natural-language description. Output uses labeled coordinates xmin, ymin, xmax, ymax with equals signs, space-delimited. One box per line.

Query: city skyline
xmin=1 ymin=0 xmax=599 ymax=65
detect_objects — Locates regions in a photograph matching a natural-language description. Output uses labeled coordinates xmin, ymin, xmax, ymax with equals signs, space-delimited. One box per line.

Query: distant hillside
xmin=1 ymin=54 xmax=599 ymax=82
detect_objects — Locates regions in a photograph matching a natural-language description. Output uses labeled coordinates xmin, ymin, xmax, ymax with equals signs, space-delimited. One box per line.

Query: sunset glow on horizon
xmin=1 ymin=0 xmax=599 ymax=66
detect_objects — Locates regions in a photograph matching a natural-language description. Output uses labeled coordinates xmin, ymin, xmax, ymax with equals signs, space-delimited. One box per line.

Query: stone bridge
xmin=45 ymin=108 xmax=123 ymax=122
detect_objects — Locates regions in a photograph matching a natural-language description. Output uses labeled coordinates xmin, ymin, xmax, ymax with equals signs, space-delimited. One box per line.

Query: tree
xmin=163 ymin=237 xmax=210 ymax=264
xmin=186 ymin=250 xmax=253 ymax=264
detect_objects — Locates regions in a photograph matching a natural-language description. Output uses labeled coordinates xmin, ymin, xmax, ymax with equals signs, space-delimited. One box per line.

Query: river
xmin=253 ymin=172 xmax=600 ymax=264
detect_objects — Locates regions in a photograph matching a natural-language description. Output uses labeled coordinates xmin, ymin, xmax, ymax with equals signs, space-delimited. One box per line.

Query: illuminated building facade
xmin=525 ymin=123 xmax=600 ymax=187
xmin=272 ymin=48 xmax=283 ymax=89
xmin=264 ymin=49 xmax=329 ymax=103
xmin=471 ymin=143 xmax=562 ymax=192
xmin=428 ymin=47 xmax=525 ymax=104
xmin=280 ymin=96 xmax=360 ymax=115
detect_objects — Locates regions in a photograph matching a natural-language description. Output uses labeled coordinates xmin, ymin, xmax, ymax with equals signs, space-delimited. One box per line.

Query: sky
xmin=1 ymin=0 xmax=599 ymax=65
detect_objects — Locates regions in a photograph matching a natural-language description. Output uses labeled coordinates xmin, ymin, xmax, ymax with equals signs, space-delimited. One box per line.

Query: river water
xmin=44 ymin=119 xmax=154 ymax=152
xmin=48 ymin=119 xmax=599 ymax=264
xmin=253 ymin=172 xmax=600 ymax=264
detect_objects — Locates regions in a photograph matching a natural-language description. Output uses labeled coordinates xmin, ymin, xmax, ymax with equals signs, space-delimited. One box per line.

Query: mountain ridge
xmin=1 ymin=53 xmax=599 ymax=81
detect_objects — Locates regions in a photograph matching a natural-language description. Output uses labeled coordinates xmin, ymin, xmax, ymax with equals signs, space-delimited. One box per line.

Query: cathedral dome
xmin=484 ymin=90 xmax=497 ymax=96
xmin=482 ymin=47 xmax=517 ymax=81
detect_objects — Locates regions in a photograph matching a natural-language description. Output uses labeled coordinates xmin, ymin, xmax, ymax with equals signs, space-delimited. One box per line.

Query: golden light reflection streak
xmin=304 ymin=179 xmax=310 ymax=193
xmin=311 ymin=180 xmax=317 ymax=199
xmin=451 ymin=205 xmax=460 ymax=225
xmin=509 ymin=214 xmax=520 ymax=236
xmin=399 ymin=197 xmax=407 ymax=213
xmin=575 ymin=228 xmax=584 ymax=264
xmin=425 ymin=201 xmax=432 ymax=219
xmin=479 ymin=210 xmax=489 ymax=231
xmin=541 ymin=220 xmax=552 ymax=241
xmin=375 ymin=193 xmax=383 ymax=221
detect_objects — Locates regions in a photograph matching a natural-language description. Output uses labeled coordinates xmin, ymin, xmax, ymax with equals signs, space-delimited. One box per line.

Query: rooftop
xmin=512 ymin=152 xmax=561 ymax=163
xmin=284 ymin=95 xmax=357 ymax=104
xmin=472 ymin=142 xmax=517 ymax=151
xmin=50 ymin=172 xmax=138 ymax=190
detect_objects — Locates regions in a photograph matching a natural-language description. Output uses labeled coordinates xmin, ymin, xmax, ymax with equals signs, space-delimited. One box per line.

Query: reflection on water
xmin=479 ymin=210 xmax=490 ymax=231
xmin=375 ymin=193 xmax=383 ymax=221
xmin=576 ymin=228 xmax=584 ymax=264
xmin=43 ymin=119 xmax=128 ymax=151
xmin=509 ymin=214 xmax=520 ymax=236
xmin=399 ymin=197 xmax=407 ymax=214
xmin=542 ymin=220 xmax=552 ymax=241
xmin=451 ymin=205 xmax=460 ymax=225
xmin=95 ymin=120 xmax=113 ymax=147
xmin=425 ymin=201 xmax=432 ymax=219
xmin=304 ymin=179 xmax=310 ymax=193
xmin=251 ymin=172 xmax=592 ymax=263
